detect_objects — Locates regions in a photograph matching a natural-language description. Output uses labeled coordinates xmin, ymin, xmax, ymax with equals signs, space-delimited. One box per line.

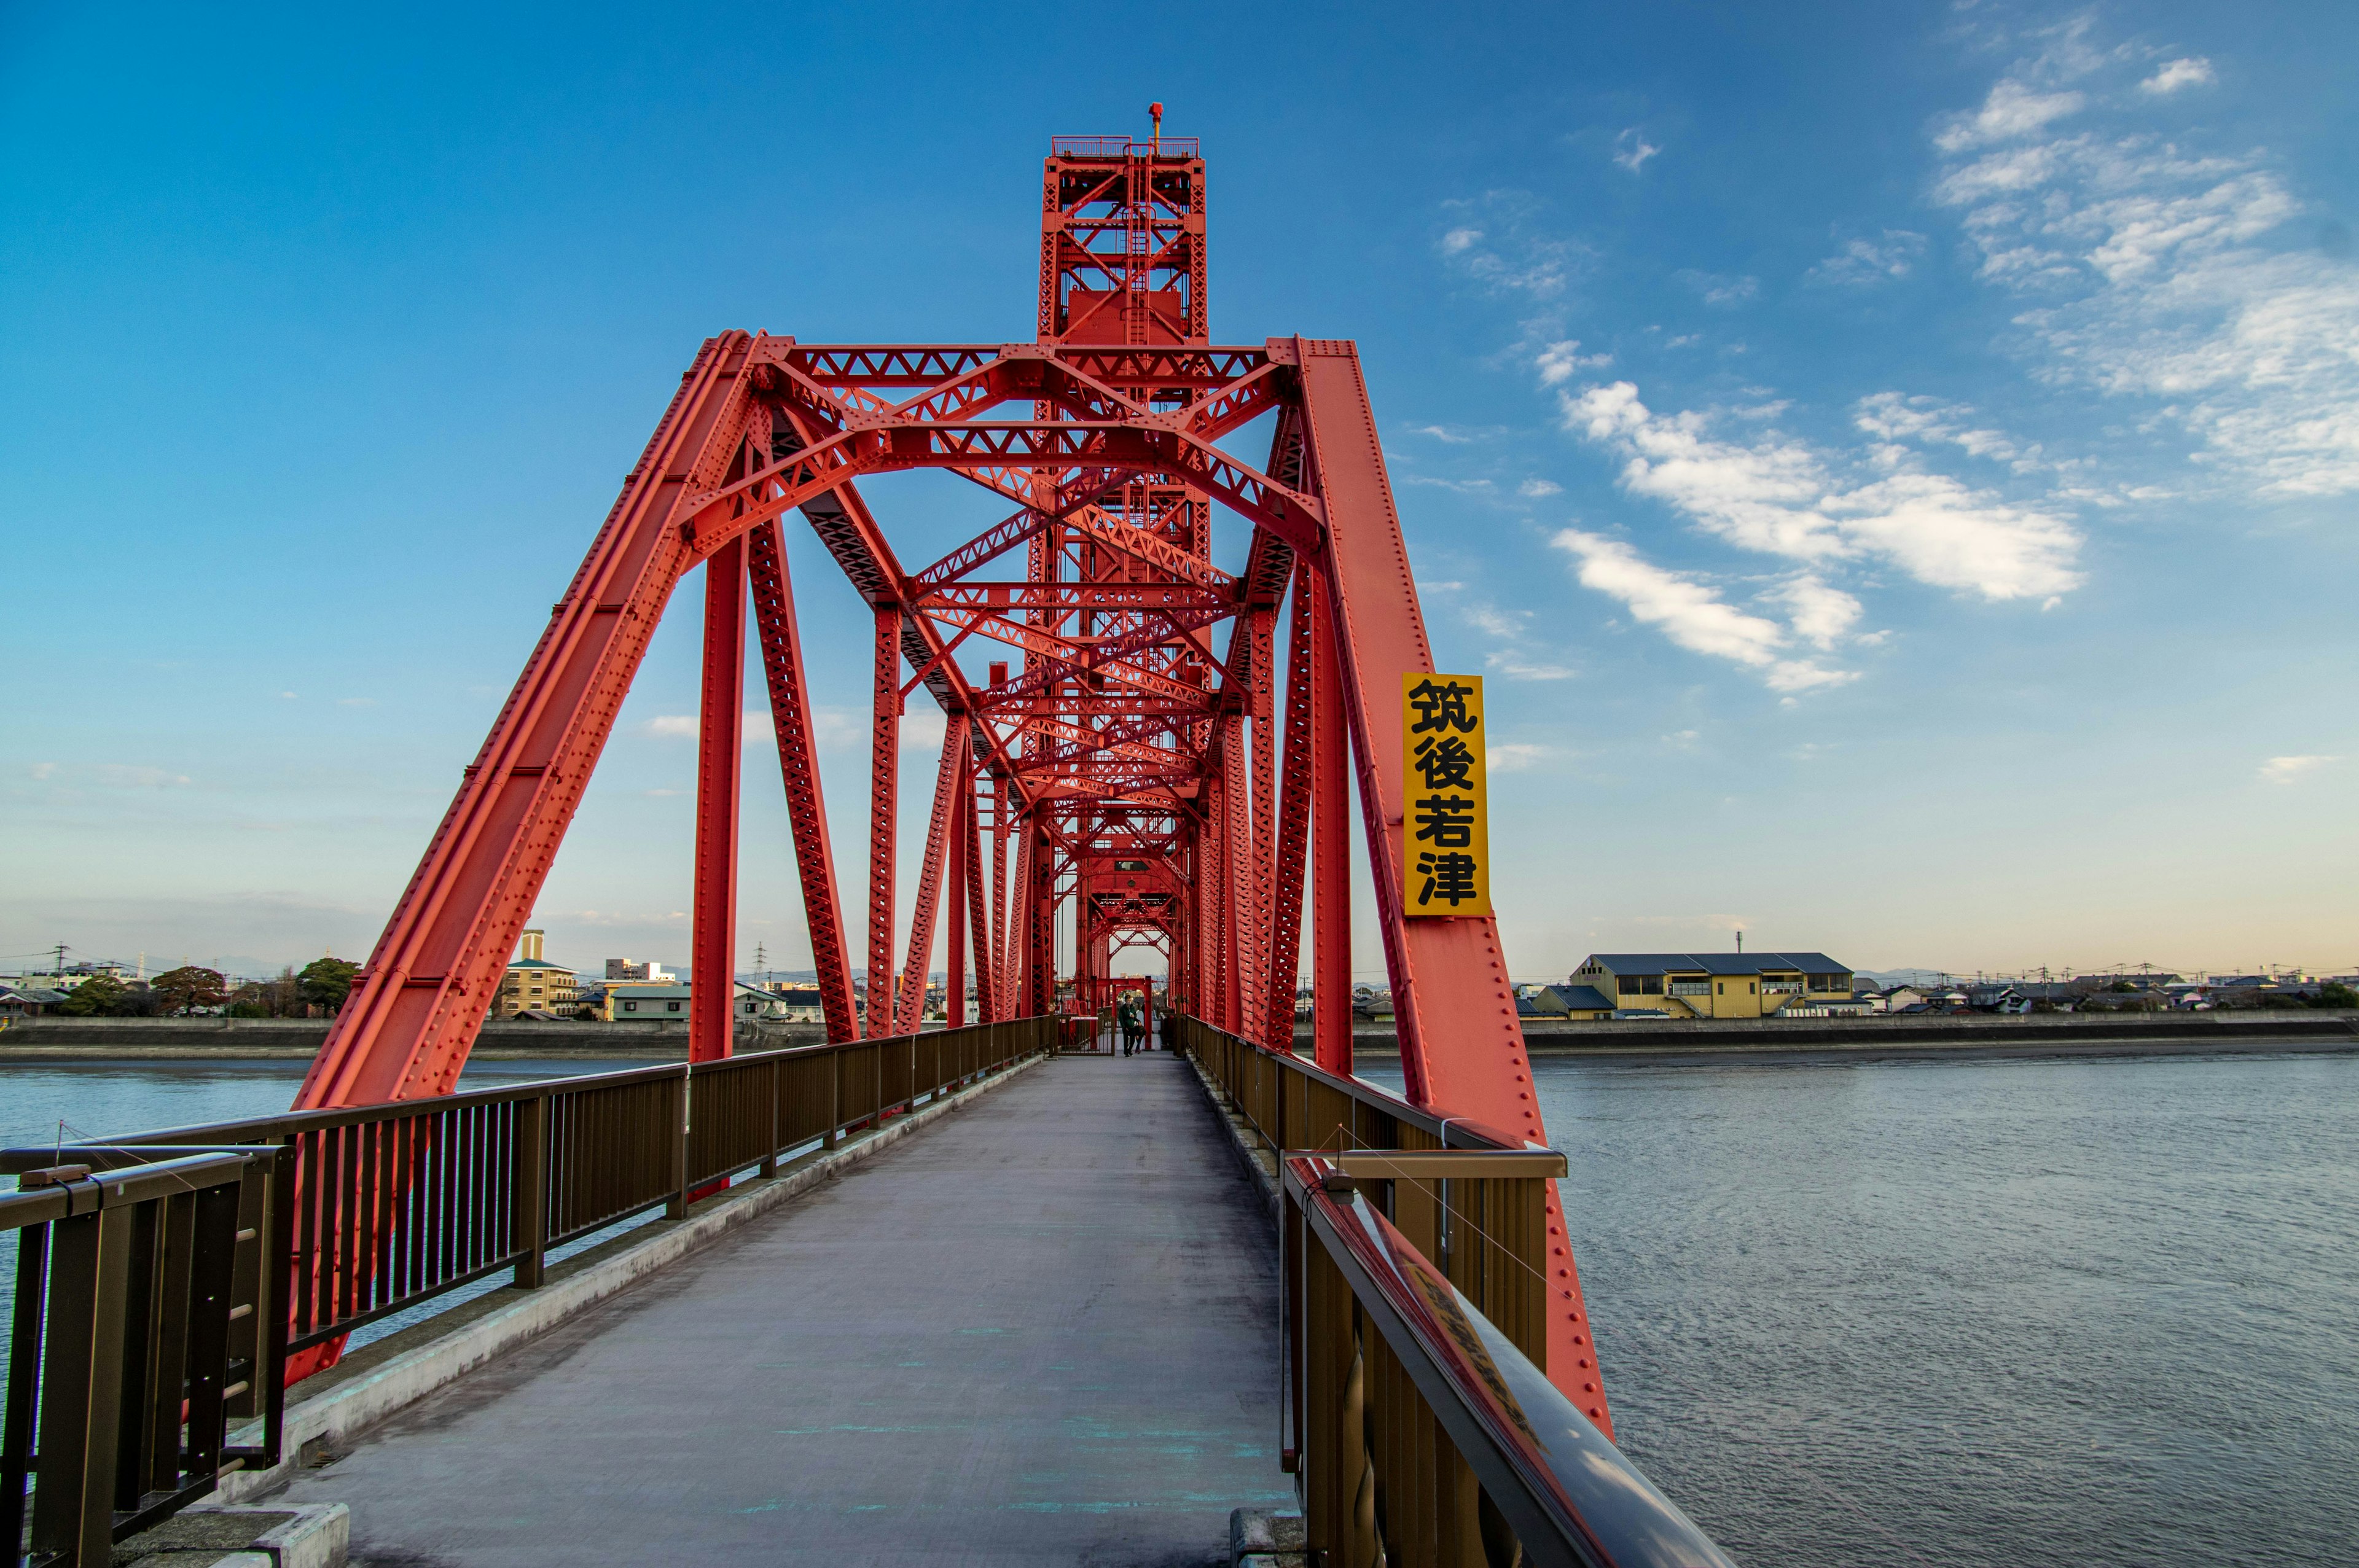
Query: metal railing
xmin=1285 ymin=1155 xmax=1734 ymax=1568
xmin=4 ymin=1018 xmax=1051 ymax=1563
xmin=3 ymin=1150 xmax=292 ymax=1568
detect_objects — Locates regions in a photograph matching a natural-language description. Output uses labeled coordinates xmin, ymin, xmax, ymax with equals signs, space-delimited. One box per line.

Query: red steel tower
xmin=292 ymin=119 xmax=1610 ymax=1429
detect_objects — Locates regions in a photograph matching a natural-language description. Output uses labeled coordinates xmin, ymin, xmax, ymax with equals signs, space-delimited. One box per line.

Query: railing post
xmin=824 ymin=1048 xmax=842 ymax=1150
xmin=666 ymin=1069 xmax=690 ymax=1220
xmin=29 ymin=1207 xmax=131 ymax=1568
xmin=761 ymin=1058 xmax=780 ymax=1179
xmin=514 ymin=1093 xmax=547 ymax=1288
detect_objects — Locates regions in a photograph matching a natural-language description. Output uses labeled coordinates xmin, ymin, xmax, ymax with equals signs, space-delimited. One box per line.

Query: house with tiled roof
xmin=1568 ymin=951 xmax=1853 ymax=1021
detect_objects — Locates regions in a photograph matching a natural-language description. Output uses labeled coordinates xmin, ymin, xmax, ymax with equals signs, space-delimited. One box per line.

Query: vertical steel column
xmin=1266 ymin=563 xmax=1315 ymax=1054
xmin=964 ymin=768 xmax=995 ymax=1021
xmin=866 ymin=605 xmax=902 ymax=1036
xmin=897 ymin=720 xmax=967 ymax=1032
xmin=748 ymin=520 xmax=858 ymax=1043
xmin=989 ymin=784 xmax=1011 ymax=1018
xmin=1222 ymin=721 xmax=1248 ymax=1034
xmin=1293 ymin=338 xmax=1608 ymax=1431
xmin=946 ymin=757 xmax=968 ymax=1028
xmin=1246 ymin=607 xmax=1275 ymax=1045
xmin=689 ymin=539 xmax=745 ymax=1065
xmin=1310 ymin=558 xmax=1353 ymax=1076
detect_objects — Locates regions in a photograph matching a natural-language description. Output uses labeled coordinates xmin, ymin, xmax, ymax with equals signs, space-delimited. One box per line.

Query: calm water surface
xmin=1360 ymin=1051 xmax=2359 ymax=1567
xmin=7 ymin=1051 xmax=2355 ymax=1564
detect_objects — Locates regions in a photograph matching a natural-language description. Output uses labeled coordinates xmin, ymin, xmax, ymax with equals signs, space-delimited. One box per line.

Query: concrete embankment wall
xmin=1300 ymin=1008 xmax=2359 ymax=1061
xmin=0 ymin=1016 xmax=837 ymax=1059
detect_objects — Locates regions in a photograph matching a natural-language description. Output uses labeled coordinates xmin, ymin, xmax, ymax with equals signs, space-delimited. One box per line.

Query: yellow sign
xmin=1401 ymin=673 xmax=1490 ymax=918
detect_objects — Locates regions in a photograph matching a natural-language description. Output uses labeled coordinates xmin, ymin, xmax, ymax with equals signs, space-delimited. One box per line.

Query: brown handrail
xmin=3 ymin=1149 xmax=295 ymax=1567
xmin=6 ymin=1018 xmax=1055 ymax=1356
xmin=1285 ymin=1156 xmax=1733 ymax=1568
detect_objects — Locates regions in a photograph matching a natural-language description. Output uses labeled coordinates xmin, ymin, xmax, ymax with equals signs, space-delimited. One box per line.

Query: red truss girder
xmin=294 ymin=136 xmax=1610 ymax=1435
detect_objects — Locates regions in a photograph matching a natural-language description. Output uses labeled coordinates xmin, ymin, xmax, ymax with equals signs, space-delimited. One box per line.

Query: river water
xmin=6 ymin=1050 xmax=2355 ymax=1565
xmin=1359 ymin=1050 xmax=2359 ymax=1567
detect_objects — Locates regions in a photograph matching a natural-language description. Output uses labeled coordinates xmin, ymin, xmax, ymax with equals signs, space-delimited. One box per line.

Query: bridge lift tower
xmin=291 ymin=115 xmax=1610 ymax=1429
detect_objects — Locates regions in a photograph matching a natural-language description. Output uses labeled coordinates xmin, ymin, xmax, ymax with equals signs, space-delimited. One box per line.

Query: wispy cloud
xmin=1518 ymin=478 xmax=1563 ymax=497
xmin=2140 ymin=57 xmax=2215 ymax=95
xmin=1536 ymin=340 xmax=1612 ymax=385
xmin=1677 ymin=270 xmax=1758 ymax=307
xmin=1612 ymin=128 xmax=1661 ymax=173
xmin=1563 ymin=380 xmax=2083 ymax=601
xmin=1933 ymin=41 xmax=2359 ymax=497
xmin=1486 ymin=743 xmax=1554 ymax=772
xmin=1406 ymin=423 xmax=1482 ymax=443
xmin=1438 ymin=193 xmax=1583 ymax=297
xmin=1808 ymin=230 xmax=1928 ymax=286
xmin=646 ymin=714 xmax=698 ymax=738
xmin=98 ymin=764 xmax=192 ymax=789
xmin=2258 ymin=754 xmax=2337 ymax=784
xmin=1552 ymin=530 xmax=1855 ymax=692
xmin=1934 ymin=78 xmax=2087 ymax=154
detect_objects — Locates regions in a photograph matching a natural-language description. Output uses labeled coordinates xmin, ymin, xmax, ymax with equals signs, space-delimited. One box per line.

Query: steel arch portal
xmin=294 ymin=129 xmax=1611 ymax=1429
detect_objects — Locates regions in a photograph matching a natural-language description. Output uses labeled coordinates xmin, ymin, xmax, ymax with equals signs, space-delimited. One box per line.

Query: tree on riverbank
xmin=299 ymin=956 xmax=359 ymax=1013
xmin=152 ymin=965 xmax=227 ymax=1015
xmin=56 ymin=975 xmax=159 ymax=1016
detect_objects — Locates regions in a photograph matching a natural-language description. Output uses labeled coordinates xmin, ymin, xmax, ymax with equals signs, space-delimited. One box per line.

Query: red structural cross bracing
xmin=291 ymin=131 xmax=1611 ymax=1430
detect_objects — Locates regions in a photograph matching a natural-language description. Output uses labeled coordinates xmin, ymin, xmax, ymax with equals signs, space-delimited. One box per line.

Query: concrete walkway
xmin=268 ymin=1052 xmax=1285 ymax=1567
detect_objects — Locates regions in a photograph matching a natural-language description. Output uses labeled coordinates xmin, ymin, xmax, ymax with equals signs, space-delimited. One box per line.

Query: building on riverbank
xmin=1569 ymin=952 xmax=1854 ymax=1020
xmin=496 ymin=929 xmax=579 ymax=1018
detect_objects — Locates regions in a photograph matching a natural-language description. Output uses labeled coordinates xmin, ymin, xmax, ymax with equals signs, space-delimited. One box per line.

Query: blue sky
xmin=2 ymin=1 xmax=2353 ymax=985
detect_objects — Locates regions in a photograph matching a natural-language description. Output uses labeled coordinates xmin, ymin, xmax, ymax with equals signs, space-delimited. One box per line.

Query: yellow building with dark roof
xmin=496 ymin=929 xmax=578 ymax=1018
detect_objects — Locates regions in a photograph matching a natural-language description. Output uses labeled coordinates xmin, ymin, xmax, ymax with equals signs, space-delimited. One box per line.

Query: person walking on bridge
xmin=1117 ymin=992 xmax=1141 ymax=1056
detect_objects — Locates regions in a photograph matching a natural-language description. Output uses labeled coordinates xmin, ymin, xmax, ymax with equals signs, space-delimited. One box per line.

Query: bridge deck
xmin=267 ymin=1052 xmax=1285 ymax=1566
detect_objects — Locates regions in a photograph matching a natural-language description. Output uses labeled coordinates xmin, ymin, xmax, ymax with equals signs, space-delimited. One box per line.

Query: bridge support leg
xmin=866 ymin=606 xmax=902 ymax=1036
xmin=947 ymin=762 xmax=968 ymax=1030
xmin=689 ymin=537 xmax=745 ymax=1066
xmin=1310 ymin=558 xmax=1352 ymax=1077
xmin=1293 ymin=338 xmax=1609 ymax=1433
xmin=749 ymin=520 xmax=858 ymax=1043
xmin=898 ymin=720 xmax=966 ymax=1032
xmin=1267 ymin=561 xmax=1314 ymax=1056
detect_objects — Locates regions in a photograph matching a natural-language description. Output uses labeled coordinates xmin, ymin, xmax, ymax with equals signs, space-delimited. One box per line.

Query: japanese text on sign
xmin=1401 ymin=674 xmax=1490 ymax=918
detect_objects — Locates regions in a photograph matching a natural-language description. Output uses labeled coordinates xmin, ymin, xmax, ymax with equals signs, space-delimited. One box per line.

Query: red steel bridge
xmin=289 ymin=119 xmax=1607 ymax=1431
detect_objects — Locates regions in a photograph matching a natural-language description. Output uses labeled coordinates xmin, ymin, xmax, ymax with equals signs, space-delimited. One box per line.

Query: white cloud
xmin=1536 ymin=340 xmax=1612 ymax=385
xmin=1678 ymin=270 xmax=1758 ymax=307
xmin=1613 ymin=129 xmax=1661 ymax=173
xmin=1562 ymin=380 xmax=2084 ymax=599
xmin=900 ymin=708 xmax=948 ymax=749
xmin=1933 ymin=59 xmax=2359 ymax=497
xmin=1764 ymin=577 xmax=1863 ymax=649
xmin=98 ymin=764 xmax=191 ymax=789
xmin=278 ymin=691 xmax=297 ymax=700
xmin=2259 ymin=755 xmax=2337 ymax=784
xmin=1485 ymin=653 xmax=1576 ymax=681
xmin=1438 ymin=195 xmax=1579 ymax=296
xmin=1407 ymin=423 xmax=1479 ymax=443
xmin=1808 ymin=231 xmax=1929 ymax=286
xmin=29 ymin=762 xmax=58 ymax=780
xmin=1486 ymin=743 xmax=1553 ymax=772
xmin=1518 ymin=478 xmax=1563 ymax=497
xmin=1552 ymin=530 xmax=1855 ymax=692
xmin=2140 ymin=57 xmax=2215 ymax=95
xmin=1853 ymin=392 xmax=2029 ymax=466
xmin=646 ymin=714 xmax=698 ymax=738
xmin=1934 ymin=79 xmax=2086 ymax=153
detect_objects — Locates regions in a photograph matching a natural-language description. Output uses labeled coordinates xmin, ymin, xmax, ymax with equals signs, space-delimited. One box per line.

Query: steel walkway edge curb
xmin=209 ymin=1051 xmax=1050 ymax=1505
xmin=1186 ymin=1053 xmax=1282 ymax=1226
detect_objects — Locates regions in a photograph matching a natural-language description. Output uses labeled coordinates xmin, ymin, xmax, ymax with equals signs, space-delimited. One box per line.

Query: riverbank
xmin=1320 ymin=1007 xmax=2359 ymax=1066
xmin=4 ymin=1009 xmax=2351 ymax=1066
xmin=0 ymin=1016 xmax=827 ymax=1061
